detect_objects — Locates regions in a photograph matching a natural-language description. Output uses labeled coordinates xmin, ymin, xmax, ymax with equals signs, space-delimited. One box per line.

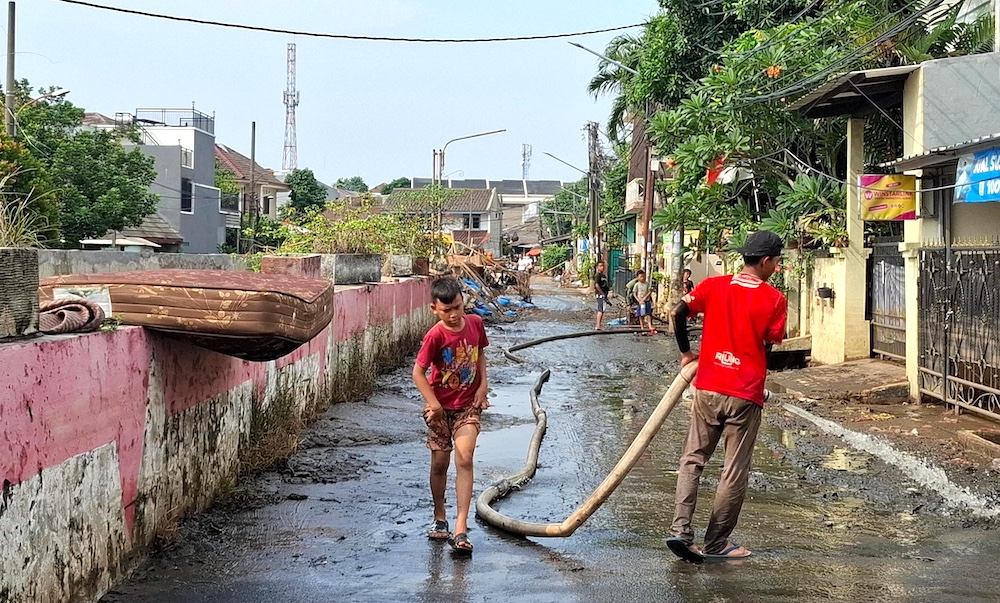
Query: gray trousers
xmin=670 ymin=389 xmax=762 ymax=554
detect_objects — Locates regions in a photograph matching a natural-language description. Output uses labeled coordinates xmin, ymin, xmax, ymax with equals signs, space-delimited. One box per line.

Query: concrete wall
xmin=141 ymin=144 xmax=183 ymax=232
xmin=38 ymin=250 xmax=244 ymax=279
xmin=919 ymin=53 xmax=1000 ymax=151
xmin=0 ymin=278 xmax=433 ymax=603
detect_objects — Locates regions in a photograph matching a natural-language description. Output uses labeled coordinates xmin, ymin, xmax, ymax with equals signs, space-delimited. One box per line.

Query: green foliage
xmin=243 ymin=214 xmax=293 ymax=251
xmin=540 ymin=245 xmax=571 ymax=271
xmin=579 ymin=252 xmax=595 ymax=286
xmin=0 ymin=136 xmax=59 ymax=243
xmin=601 ymin=143 xmax=628 ymax=221
xmin=49 ymin=128 xmax=159 ymax=246
xmin=285 ymin=168 xmax=328 ymax=212
xmin=540 ymin=177 xmax=586 ymax=238
xmin=214 ymin=157 xmax=240 ymax=194
xmin=334 ymin=176 xmax=368 ymax=193
xmin=279 ymin=196 xmax=447 ymax=258
xmin=632 ymin=0 xmax=989 ymax=253
xmin=0 ymin=179 xmax=49 ymax=247
xmin=380 ymin=176 xmax=411 ymax=195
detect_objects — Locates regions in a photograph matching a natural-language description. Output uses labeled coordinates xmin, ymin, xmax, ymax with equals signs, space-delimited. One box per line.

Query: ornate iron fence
xmin=918 ymin=247 xmax=1000 ymax=421
xmin=867 ymin=236 xmax=906 ymax=361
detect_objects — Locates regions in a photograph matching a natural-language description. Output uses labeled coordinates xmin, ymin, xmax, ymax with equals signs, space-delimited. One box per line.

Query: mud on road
xmin=105 ymin=284 xmax=1000 ymax=603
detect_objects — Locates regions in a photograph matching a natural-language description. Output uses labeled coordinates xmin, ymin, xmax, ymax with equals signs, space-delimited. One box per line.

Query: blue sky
xmin=24 ymin=0 xmax=656 ymax=187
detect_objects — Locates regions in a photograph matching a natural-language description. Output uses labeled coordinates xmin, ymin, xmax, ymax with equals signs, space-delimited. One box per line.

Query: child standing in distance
xmin=633 ymin=270 xmax=655 ymax=333
xmin=412 ymin=277 xmax=490 ymax=555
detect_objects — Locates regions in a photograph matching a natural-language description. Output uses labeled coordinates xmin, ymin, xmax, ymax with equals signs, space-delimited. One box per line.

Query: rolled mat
xmin=38 ymin=298 xmax=106 ymax=334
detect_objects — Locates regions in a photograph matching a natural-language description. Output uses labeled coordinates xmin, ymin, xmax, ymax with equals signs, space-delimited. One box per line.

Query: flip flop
xmin=427 ymin=520 xmax=449 ymax=540
xmin=702 ymin=543 xmax=752 ymax=560
xmin=449 ymin=532 xmax=473 ymax=555
xmin=666 ymin=537 xmax=704 ymax=564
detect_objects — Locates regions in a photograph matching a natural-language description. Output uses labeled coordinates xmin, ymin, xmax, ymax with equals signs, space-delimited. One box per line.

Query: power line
xmin=784 ymin=148 xmax=980 ymax=194
xmin=54 ymin=0 xmax=644 ymax=43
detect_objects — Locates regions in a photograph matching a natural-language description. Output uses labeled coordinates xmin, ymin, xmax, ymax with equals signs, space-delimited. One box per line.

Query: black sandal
xmin=448 ymin=532 xmax=473 ymax=554
xmin=428 ymin=520 xmax=449 ymax=540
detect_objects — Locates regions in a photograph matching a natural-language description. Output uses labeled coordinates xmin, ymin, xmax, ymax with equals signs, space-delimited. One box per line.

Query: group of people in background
xmin=591 ymin=262 xmax=697 ymax=333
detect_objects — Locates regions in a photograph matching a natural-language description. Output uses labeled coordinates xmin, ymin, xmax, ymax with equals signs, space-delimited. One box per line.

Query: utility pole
xmin=247 ymin=121 xmax=258 ymax=252
xmin=586 ymin=121 xmax=602 ymax=262
xmin=640 ymin=140 xmax=655 ymax=274
xmin=5 ymin=2 xmax=15 ymax=137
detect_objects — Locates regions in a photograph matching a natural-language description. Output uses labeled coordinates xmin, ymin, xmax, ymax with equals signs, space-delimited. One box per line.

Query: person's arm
xmin=473 ymin=350 xmax=489 ymax=409
xmin=412 ymin=362 xmax=444 ymax=423
xmin=671 ymin=300 xmax=697 ymax=366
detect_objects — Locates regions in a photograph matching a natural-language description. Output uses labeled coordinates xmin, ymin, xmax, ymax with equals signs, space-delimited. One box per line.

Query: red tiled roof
xmin=386 ymin=188 xmax=496 ymax=213
xmin=215 ymin=144 xmax=287 ymax=188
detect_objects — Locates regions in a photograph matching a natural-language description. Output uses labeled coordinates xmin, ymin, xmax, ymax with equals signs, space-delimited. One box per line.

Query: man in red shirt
xmin=666 ymin=231 xmax=787 ymax=562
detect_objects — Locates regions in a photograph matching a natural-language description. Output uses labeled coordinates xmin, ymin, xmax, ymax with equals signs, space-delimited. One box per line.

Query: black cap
xmin=738 ymin=230 xmax=783 ymax=257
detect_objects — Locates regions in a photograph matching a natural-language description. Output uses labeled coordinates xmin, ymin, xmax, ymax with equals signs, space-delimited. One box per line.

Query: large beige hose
xmin=476 ymin=331 xmax=697 ymax=537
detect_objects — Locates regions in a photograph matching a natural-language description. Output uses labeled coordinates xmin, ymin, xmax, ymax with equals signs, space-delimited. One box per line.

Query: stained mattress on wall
xmin=39 ymin=269 xmax=334 ymax=361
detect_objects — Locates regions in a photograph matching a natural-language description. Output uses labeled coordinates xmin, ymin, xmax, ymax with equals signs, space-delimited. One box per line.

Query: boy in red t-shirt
xmin=665 ymin=231 xmax=787 ymax=562
xmin=412 ymin=277 xmax=490 ymax=555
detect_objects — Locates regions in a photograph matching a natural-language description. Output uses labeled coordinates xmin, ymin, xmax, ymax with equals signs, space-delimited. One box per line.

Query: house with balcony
xmin=82 ymin=107 xmax=229 ymax=253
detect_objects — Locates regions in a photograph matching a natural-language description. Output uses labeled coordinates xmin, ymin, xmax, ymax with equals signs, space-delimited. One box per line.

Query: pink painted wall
xmin=0 ymin=277 xmax=432 ymax=603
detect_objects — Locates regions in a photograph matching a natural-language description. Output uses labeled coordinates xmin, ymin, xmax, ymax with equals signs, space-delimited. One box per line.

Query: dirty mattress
xmin=39 ymin=269 xmax=333 ymax=361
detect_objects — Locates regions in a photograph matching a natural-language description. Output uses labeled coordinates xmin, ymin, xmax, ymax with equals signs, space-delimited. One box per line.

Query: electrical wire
xmin=54 ymin=0 xmax=644 ymax=43
xmin=784 ymin=148 xmax=980 ymax=194
xmin=734 ymin=0 xmax=947 ymax=105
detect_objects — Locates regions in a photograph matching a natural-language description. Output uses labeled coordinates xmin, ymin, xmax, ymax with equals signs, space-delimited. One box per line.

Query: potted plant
xmin=0 ymin=196 xmax=45 ymax=339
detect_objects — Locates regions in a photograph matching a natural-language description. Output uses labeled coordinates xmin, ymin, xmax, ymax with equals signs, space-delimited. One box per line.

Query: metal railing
xmin=134 ymin=108 xmax=215 ymax=134
xmin=918 ymin=246 xmax=1000 ymax=421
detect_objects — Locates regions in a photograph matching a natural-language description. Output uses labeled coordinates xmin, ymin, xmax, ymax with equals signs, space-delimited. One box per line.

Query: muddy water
xmin=104 ymin=285 xmax=1000 ymax=603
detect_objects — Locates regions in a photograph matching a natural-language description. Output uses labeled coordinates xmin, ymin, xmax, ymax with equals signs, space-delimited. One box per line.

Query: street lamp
xmin=433 ymin=129 xmax=505 ymax=185
xmin=568 ymin=42 xmax=639 ymax=76
xmin=6 ymin=88 xmax=71 ymax=137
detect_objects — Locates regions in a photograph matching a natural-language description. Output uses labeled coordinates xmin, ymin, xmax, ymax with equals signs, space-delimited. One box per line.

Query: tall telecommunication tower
xmin=521 ymin=143 xmax=532 ymax=180
xmin=282 ymin=43 xmax=299 ymax=171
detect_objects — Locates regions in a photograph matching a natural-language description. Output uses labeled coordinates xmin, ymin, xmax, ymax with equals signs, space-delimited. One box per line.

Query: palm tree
xmin=586 ymin=33 xmax=643 ymax=143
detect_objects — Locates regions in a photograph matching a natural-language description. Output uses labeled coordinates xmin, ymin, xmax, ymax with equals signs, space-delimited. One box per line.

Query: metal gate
xmin=867 ymin=236 xmax=906 ymax=361
xmin=918 ymin=247 xmax=1000 ymax=421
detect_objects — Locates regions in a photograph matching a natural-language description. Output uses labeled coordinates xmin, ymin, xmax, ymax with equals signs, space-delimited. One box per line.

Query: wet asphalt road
xmin=104 ymin=284 xmax=1000 ymax=603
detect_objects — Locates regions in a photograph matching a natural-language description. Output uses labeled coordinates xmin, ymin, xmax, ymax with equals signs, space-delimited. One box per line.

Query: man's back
xmin=684 ymin=274 xmax=786 ymax=404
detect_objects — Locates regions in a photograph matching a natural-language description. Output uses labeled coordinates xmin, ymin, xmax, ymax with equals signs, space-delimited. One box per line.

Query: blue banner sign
xmin=955 ymin=147 xmax=1000 ymax=203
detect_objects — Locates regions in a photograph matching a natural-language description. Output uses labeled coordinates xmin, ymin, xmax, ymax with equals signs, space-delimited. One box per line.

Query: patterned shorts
xmin=426 ymin=405 xmax=482 ymax=451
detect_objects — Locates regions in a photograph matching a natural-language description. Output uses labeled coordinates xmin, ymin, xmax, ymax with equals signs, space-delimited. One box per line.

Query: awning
xmin=787 ymin=65 xmax=919 ymax=119
xmin=881 ymin=132 xmax=1000 ymax=172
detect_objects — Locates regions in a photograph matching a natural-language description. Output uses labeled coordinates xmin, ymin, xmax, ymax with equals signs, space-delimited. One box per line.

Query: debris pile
xmin=444 ymin=245 xmax=534 ymax=323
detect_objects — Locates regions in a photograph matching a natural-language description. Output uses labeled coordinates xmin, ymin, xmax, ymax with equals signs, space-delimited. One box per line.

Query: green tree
xmin=380 ymin=176 xmax=410 ymax=195
xmin=284 ymin=167 xmax=328 ymax=212
xmin=49 ymin=128 xmax=159 ymax=246
xmin=540 ymin=178 xmax=587 ymax=238
xmin=334 ymin=175 xmax=368 ymax=193
xmin=214 ymin=157 xmax=240 ymax=194
xmin=0 ymin=136 xmax=60 ymax=243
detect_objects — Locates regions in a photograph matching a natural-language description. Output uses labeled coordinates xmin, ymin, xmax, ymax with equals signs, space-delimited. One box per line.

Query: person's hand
xmin=423 ymin=403 xmax=444 ymax=425
xmin=473 ymin=387 xmax=490 ymax=410
xmin=680 ymin=351 xmax=698 ymax=367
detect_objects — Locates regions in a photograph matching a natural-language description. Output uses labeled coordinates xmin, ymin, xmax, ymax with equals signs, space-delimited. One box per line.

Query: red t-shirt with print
xmin=684 ymin=273 xmax=787 ymax=405
xmin=416 ymin=314 xmax=490 ymax=410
